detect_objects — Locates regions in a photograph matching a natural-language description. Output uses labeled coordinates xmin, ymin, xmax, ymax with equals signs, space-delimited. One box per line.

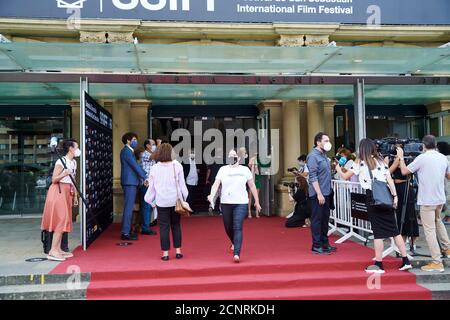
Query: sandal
xmin=61 ymin=252 xmax=74 ymax=258
xmin=47 ymin=254 xmax=66 ymax=261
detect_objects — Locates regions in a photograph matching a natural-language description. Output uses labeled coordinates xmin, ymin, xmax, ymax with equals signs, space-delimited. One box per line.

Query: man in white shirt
xmin=183 ymin=149 xmax=199 ymax=212
xmin=398 ymin=135 xmax=450 ymax=272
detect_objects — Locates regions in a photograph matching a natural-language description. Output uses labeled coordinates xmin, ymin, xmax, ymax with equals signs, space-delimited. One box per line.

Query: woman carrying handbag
xmin=336 ymin=138 xmax=412 ymax=274
xmin=145 ymin=143 xmax=190 ymax=261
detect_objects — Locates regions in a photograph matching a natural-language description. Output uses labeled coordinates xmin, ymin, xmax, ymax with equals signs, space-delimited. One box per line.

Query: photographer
xmin=397 ymin=135 xmax=450 ymax=273
xmin=286 ymin=169 xmax=310 ymax=228
xmin=388 ymin=147 xmax=419 ymax=248
xmin=336 ymin=138 xmax=411 ymax=274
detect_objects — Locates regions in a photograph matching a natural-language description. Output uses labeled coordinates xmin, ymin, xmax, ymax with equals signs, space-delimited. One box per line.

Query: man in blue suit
xmin=120 ymin=132 xmax=148 ymax=241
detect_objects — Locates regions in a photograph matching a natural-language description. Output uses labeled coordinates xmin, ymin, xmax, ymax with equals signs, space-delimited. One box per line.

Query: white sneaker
xmin=365 ymin=264 xmax=385 ymax=274
xmin=399 ymin=263 xmax=413 ymax=271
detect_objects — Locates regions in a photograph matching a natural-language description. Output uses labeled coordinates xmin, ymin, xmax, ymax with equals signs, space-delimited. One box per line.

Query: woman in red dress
xmin=41 ymin=139 xmax=80 ymax=261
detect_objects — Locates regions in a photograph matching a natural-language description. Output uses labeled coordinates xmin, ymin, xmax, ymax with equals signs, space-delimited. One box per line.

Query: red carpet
xmin=51 ymin=216 xmax=431 ymax=300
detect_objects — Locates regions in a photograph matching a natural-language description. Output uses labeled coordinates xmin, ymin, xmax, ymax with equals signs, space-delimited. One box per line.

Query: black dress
xmin=392 ymin=168 xmax=419 ymax=237
xmin=368 ymin=206 xmax=400 ymax=240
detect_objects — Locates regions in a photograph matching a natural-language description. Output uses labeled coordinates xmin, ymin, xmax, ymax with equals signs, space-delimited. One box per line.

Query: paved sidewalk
xmin=0 ymin=218 xmax=80 ymax=276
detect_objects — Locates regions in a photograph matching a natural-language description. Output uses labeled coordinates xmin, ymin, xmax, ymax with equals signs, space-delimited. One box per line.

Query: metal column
xmin=80 ymin=76 xmax=89 ymax=250
xmin=354 ymin=79 xmax=366 ymax=150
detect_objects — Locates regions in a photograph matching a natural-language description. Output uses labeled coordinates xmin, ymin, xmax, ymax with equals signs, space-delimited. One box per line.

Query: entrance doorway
xmin=0 ymin=106 xmax=70 ymax=216
xmin=150 ymin=105 xmax=263 ymax=213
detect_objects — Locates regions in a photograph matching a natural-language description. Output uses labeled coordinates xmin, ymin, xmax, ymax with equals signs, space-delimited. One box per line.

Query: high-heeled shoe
xmin=176 ymin=253 xmax=184 ymax=259
xmin=161 ymin=256 xmax=169 ymax=261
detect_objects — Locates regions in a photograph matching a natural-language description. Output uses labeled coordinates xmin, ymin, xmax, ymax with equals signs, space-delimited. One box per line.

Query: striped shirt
xmin=140 ymin=150 xmax=154 ymax=178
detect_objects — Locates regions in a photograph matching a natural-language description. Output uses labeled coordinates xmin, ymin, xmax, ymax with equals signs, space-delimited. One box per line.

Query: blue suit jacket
xmin=120 ymin=146 xmax=147 ymax=186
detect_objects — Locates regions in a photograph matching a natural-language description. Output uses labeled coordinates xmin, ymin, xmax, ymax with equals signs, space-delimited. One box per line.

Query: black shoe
xmin=323 ymin=245 xmax=337 ymax=252
xmin=150 ymin=220 xmax=158 ymax=227
xmin=176 ymin=253 xmax=184 ymax=259
xmin=141 ymin=229 xmax=157 ymax=236
xmin=161 ymin=256 xmax=169 ymax=261
xmin=121 ymin=233 xmax=138 ymax=241
xmin=312 ymin=247 xmax=331 ymax=255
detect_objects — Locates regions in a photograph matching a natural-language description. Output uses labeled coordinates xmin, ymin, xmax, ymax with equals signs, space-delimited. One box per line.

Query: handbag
xmin=366 ymin=162 xmax=394 ymax=211
xmin=41 ymin=230 xmax=69 ymax=254
xmin=173 ymin=163 xmax=193 ymax=216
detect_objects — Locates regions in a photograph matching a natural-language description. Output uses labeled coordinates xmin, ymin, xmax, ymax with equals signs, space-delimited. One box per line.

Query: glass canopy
xmin=0 ymin=43 xmax=449 ymax=106
xmin=0 ymin=43 xmax=449 ymax=75
xmin=0 ymin=82 xmax=449 ymax=106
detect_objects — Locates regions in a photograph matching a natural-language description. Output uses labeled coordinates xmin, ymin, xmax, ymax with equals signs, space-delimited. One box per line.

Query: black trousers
xmin=308 ymin=195 xmax=331 ymax=249
xmin=186 ymin=184 xmax=196 ymax=208
xmin=157 ymin=206 xmax=182 ymax=251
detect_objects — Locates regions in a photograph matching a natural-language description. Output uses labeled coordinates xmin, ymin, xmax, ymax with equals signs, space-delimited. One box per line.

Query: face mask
xmin=74 ymin=148 xmax=81 ymax=158
xmin=298 ymin=161 xmax=305 ymax=168
xmin=131 ymin=140 xmax=138 ymax=149
xmin=151 ymin=145 xmax=156 ymax=152
xmin=323 ymin=142 xmax=332 ymax=152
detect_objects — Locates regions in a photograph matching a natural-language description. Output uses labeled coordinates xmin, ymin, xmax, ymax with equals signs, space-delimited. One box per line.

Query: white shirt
xmin=145 ymin=161 xmax=189 ymax=208
xmin=55 ymin=156 xmax=77 ymax=184
xmin=216 ymin=165 xmax=253 ymax=204
xmin=407 ymin=150 xmax=450 ymax=206
xmin=186 ymin=158 xmax=198 ymax=186
xmin=349 ymin=159 xmax=389 ymax=190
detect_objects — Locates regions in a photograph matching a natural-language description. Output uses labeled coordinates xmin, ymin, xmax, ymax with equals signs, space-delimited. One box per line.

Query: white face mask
xmin=151 ymin=145 xmax=156 ymax=152
xmin=74 ymin=148 xmax=81 ymax=158
xmin=323 ymin=142 xmax=332 ymax=152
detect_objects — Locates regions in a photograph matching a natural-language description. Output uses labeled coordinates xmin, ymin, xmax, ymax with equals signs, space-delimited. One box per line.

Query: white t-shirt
xmin=407 ymin=150 xmax=450 ymax=206
xmin=349 ymin=159 xmax=389 ymax=190
xmin=216 ymin=165 xmax=253 ymax=204
xmin=55 ymin=156 xmax=77 ymax=184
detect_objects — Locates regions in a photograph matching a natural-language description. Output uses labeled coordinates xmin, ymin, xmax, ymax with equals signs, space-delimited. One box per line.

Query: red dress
xmin=41 ymin=182 xmax=74 ymax=233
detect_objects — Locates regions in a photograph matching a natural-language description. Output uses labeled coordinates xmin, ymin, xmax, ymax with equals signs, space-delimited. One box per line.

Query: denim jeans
xmin=140 ymin=185 xmax=153 ymax=232
xmin=221 ymin=203 xmax=247 ymax=256
xmin=308 ymin=195 xmax=331 ymax=249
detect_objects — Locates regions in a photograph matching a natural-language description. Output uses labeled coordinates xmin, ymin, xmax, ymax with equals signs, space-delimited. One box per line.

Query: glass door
xmin=0 ymin=117 xmax=65 ymax=216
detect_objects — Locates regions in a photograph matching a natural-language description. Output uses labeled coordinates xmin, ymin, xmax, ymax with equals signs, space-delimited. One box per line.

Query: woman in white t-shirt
xmin=208 ymin=149 xmax=262 ymax=263
xmin=336 ymin=138 xmax=412 ymax=274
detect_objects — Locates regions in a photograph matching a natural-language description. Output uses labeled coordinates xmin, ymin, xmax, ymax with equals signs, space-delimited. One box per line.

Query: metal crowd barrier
xmin=328 ymin=180 xmax=373 ymax=244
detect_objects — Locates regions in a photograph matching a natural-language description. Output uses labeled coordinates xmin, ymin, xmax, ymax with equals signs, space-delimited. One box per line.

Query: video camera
xmin=374 ymin=138 xmax=423 ymax=161
xmin=287 ymin=167 xmax=299 ymax=173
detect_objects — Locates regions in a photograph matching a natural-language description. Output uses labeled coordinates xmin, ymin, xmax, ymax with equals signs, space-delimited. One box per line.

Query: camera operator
xmin=397 ymin=135 xmax=450 ymax=272
xmin=286 ymin=168 xmax=310 ymax=228
xmin=388 ymin=145 xmax=419 ymax=249
xmin=336 ymin=138 xmax=412 ymax=274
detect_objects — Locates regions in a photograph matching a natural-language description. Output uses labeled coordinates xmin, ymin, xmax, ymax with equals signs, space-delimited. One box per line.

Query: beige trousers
xmin=420 ymin=205 xmax=450 ymax=263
